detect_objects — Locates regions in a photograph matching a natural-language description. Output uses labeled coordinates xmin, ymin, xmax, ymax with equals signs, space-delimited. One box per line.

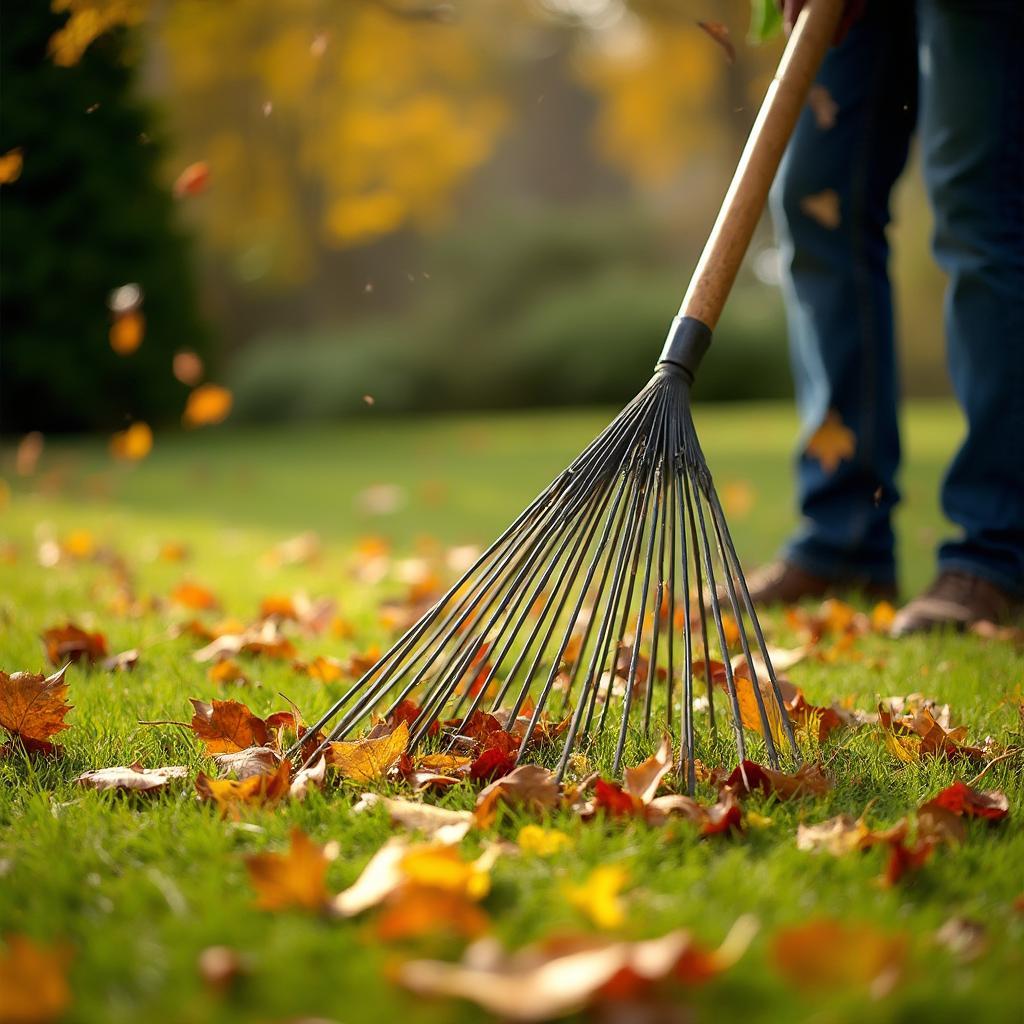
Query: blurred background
xmin=1 ymin=0 xmax=950 ymax=436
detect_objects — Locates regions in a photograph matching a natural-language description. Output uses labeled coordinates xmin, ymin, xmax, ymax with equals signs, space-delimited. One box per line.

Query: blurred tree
xmin=1 ymin=1 xmax=210 ymax=432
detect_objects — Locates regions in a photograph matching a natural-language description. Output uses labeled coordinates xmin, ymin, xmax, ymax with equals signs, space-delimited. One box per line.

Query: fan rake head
xmin=295 ymin=321 xmax=799 ymax=791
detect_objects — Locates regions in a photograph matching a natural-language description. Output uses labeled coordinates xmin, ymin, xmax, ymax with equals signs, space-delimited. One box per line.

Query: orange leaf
xmin=0 ymin=665 xmax=72 ymax=748
xmin=0 ymin=934 xmax=73 ymax=1023
xmin=326 ymin=721 xmax=409 ymax=782
xmin=109 ymin=421 xmax=153 ymax=461
xmin=376 ymin=886 xmax=490 ymax=941
xmin=474 ymin=764 xmax=560 ymax=828
xmin=189 ymin=698 xmax=268 ymax=754
xmin=725 ymin=760 xmax=831 ymax=800
xmin=183 ymin=384 xmax=232 ymax=428
xmin=805 ymin=409 xmax=855 ymax=472
xmin=245 ymin=828 xmax=331 ymax=911
xmin=0 ymin=148 xmax=24 ymax=185
xmin=170 ymin=580 xmax=220 ymax=611
xmin=173 ymin=160 xmax=210 ymax=197
xmin=195 ymin=759 xmax=291 ymax=816
xmin=41 ymin=624 xmax=107 ymax=666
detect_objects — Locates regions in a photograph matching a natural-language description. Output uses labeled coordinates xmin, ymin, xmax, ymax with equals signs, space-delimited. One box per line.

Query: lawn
xmin=1 ymin=399 xmax=1021 ymax=1024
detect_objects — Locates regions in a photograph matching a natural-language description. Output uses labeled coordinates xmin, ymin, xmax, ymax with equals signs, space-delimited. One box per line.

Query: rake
xmin=293 ymin=0 xmax=843 ymax=791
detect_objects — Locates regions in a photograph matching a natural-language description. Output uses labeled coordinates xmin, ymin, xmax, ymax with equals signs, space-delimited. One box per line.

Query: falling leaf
xmin=75 ymin=763 xmax=187 ymax=793
xmin=474 ymin=764 xmax=560 ymax=828
xmin=800 ymin=189 xmax=841 ymax=229
xmin=190 ymin=699 xmax=269 ymax=754
xmin=41 ymin=624 xmax=107 ymax=667
xmin=109 ymin=422 xmax=153 ymax=461
xmin=355 ymin=792 xmax=473 ymax=843
xmin=0 ymin=665 xmax=72 ymax=754
xmin=805 ymin=409 xmax=855 ymax=473
xmin=921 ymin=781 xmax=1009 ymax=821
xmin=170 ymin=580 xmax=220 ymax=611
xmin=245 ymin=828 xmax=332 ymax=911
xmin=172 ymin=350 xmax=204 ymax=386
xmin=807 ymin=84 xmax=838 ymax=129
xmin=326 ymin=721 xmax=409 ymax=782
xmin=195 ymin=760 xmax=292 ymax=815
xmin=173 ymin=160 xmax=210 ymax=197
xmin=564 ymin=865 xmax=629 ymax=929
xmin=772 ymin=919 xmax=907 ymax=997
xmin=517 ymin=825 xmax=572 ymax=857
xmin=183 ymin=384 xmax=233 ymax=427
xmin=399 ymin=917 xmax=757 ymax=1021
xmin=0 ymin=148 xmax=23 ymax=184
xmin=0 ymin=934 xmax=73 ymax=1023
xmin=109 ymin=310 xmax=145 ymax=355
xmin=697 ymin=20 xmax=735 ymax=62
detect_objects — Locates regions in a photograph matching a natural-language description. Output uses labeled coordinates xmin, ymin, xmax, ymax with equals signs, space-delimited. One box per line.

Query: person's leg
xmin=918 ymin=0 xmax=1024 ymax=596
xmin=768 ymin=1 xmax=917 ymax=589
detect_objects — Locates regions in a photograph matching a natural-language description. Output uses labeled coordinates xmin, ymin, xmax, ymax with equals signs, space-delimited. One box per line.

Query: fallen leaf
xmin=101 ymin=648 xmax=139 ymax=673
xmin=772 ymin=919 xmax=906 ymax=997
xmin=213 ymin=745 xmax=281 ymax=781
xmin=192 ymin=621 xmax=297 ymax=663
xmin=796 ymin=814 xmax=878 ymax=856
xmin=41 ymin=624 xmax=107 ymax=666
xmin=75 ymin=763 xmax=187 ymax=793
xmin=623 ymin=732 xmax=673 ymax=804
xmin=170 ymin=580 xmax=220 ymax=611
xmin=517 ymin=825 xmax=572 ymax=857
xmin=921 ymin=781 xmax=1009 ymax=821
xmin=474 ymin=764 xmax=560 ymax=828
xmin=564 ymin=865 xmax=629 ymax=929
xmin=805 ymin=409 xmax=855 ymax=473
xmin=355 ymin=793 xmax=473 ymax=843
xmin=183 ymin=384 xmax=232 ymax=427
xmin=195 ymin=759 xmax=291 ymax=815
xmin=0 ymin=934 xmax=73 ymax=1023
xmin=0 ymin=665 xmax=72 ymax=753
xmin=290 ymin=756 xmax=327 ymax=800
xmin=190 ymin=699 xmax=269 ymax=754
xmin=725 ymin=760 xmax=831 ymax=800
xmin=399 ymin=917 xmax=758 ymax=1021
xmin=326 ymin=721 xmax=409 ymax=782
xmin=245 ymin=828 xmax=331 ymax=911
xmin=207 ymin=659 xmax=250 ymax=686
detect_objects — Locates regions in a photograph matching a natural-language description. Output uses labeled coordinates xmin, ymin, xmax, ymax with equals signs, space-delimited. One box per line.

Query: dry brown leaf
xmin=192 ymin=621 xmax=297 ymax=663
xmin=213 ymin=745 xmax=281 ymax=781
xmin=101 ymin=648 xmax=139 ymax=673
xmin=195 ymin=759 xmax=291 ymax=816
xmin=76 ymin=763 xmax=187 ymax=793
xmin=623 ymin=732 xmax=673 ymax=804
xmin=805 ymin=409 xmax=855 ymax=472
xmin=190 ymin=698 xmax=269 ymax=754
xmin=245 ymin=828 xmax=332 ymax=911
xmin=725 ymin=760 xmax=831 ymax=800
xmin=0 ymin=933 xmax=73 ymax=1023
xmin=354 ymin=793 xmax=473 ymax=843
xmin=772 ymin=919 xmax=907 ymax=997
xmin=474 ymin=764 xmax=560 ymax=828
xmin=326 ymin=721 xmax=409 ymax=782
xmin=289 ymin=756 xmax=327 ymax=801
xmin=0 ymin=665 xmax=72 ymax=753
xmin=399 ymin=916 xmax=758 ymax=1021
xmin=41 ymin=624 xmax=107 ymax=666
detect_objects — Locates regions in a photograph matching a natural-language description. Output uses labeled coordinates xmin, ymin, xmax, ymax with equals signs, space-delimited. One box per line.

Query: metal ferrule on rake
xmin=289 ymin=0 xmax=846 ymax=791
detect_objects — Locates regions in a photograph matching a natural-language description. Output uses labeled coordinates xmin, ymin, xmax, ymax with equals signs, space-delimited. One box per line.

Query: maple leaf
xmin=189 ymin=699 xmax=269 ymax=754
xmin=564 ymin=865 xmax=629 ymax=929
xmin=771 ymin=919 xmax=907 ymax=996
xmin=40 ymin=624 xmax=107 ymax=667
xmin=0 ymin=665 xmax=72 ymax=753
xmin=0 ymin=934 xmax=73 ymax=1023
xmin=245 ymin=828 xmax=332 ymax=911
xmin=474 ymin=764 xmax=560 ymax=828
xmin=75 ymin=763 xmax=188 ymax=794
xmin=326 ymin=721 xmax=409 ymax=782
xmin=399 ymin=917 xmax=757 ymax=1021
xmin=195 ymin=760 xmax=291 ymax=816
xmin=805 ymin=409 xmax=855 ymax=472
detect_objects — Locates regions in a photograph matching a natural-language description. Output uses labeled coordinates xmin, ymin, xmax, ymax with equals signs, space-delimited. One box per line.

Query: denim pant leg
xmin=918 ymin=0 xmax=1024 ymax=596
xmin=769 ymin=2 xmax=917 ymax=585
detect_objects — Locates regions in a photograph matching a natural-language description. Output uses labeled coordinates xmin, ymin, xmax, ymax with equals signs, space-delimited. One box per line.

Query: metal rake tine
xmin=674 ymin=465 xmax=696 ymax=793
xmin=682 ymin=456 xmax=716 ymax=735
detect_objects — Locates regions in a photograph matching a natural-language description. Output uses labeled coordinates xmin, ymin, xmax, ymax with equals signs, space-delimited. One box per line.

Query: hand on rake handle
xmin=781 ymin=0 xmax=865 ymax=43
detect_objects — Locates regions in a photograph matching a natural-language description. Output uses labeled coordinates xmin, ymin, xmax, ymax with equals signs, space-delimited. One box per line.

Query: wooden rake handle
xmin=680 ymin=0 xmax=844 ymax=329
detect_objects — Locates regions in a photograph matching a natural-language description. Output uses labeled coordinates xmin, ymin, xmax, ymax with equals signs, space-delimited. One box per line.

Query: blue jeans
xmin=769 ymin=0 xmax=1024 ymax=596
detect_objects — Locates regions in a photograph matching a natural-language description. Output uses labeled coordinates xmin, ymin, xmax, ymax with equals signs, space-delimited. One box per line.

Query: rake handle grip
xmin=679 ymin=0 xmax=844 ymax=329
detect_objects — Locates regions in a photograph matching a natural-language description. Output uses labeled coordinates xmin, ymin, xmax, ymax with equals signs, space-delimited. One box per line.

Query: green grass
xmin=1 ymin=400 xmax=1021 ymax=1024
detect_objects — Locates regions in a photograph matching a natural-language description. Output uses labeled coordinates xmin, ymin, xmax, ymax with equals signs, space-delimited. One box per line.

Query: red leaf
xmin=469 ymin=746 xmax=516 ymax=782
xmin=922 ymin=781 xmax=1009 ymax=821
xmin=593 ymin=779 xmax=640 ymax=818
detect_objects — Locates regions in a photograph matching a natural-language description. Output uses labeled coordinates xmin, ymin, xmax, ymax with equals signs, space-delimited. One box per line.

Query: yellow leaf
xmin=733 ymin=675 xmax=789 ymax=748
xmin=564 ymin=864 xmax=629 ymax=930
xmin=326 ymin=721 xmax=409 ymax=782
xmin=400 ymin=844 xmax=491 ymax=901
xmin=517 ymin=825 xmax=572 ymax=857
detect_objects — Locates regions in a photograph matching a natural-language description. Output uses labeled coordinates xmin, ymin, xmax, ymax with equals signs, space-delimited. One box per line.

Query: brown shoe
xmin=890 ymin=570 xmax=1022 ymax=638
xmin=734 ymin=559 xmax=898 ymax=607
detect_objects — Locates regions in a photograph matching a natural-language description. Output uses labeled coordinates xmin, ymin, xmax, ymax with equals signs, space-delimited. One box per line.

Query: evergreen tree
xmin=1 ymin=3 xmax=212 ymax=432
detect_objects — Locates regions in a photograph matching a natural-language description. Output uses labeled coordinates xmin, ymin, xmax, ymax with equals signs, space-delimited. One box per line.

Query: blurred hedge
xmin=230 ymin=209 xmax=792 ymax=420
